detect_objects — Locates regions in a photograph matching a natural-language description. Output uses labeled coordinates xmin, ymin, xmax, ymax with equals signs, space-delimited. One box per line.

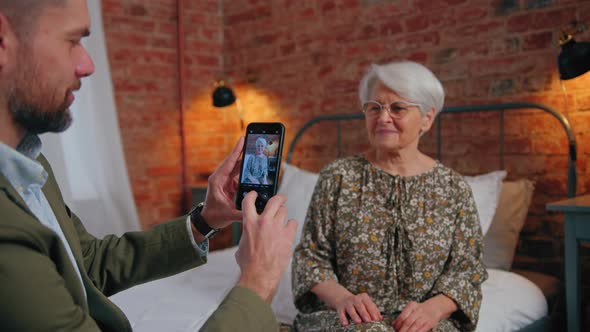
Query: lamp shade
xmin=212 ymin=85 xmax=236 ymax=107
xmin=558 ymin=39 xmax=590 ymax=80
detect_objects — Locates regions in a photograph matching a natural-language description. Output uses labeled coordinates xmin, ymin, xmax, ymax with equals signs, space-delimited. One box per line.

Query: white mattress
xmin=110 ymin=247 xmax=547 ymax=332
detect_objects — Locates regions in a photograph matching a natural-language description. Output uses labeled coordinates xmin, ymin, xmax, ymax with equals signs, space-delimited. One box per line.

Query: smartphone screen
xmin=236 ymin=122 xmax=285 ymax=212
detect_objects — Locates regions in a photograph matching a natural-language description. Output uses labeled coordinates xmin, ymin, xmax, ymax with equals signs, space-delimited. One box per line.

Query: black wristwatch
xmin=189 ymin=203 xmax=220 ymax=239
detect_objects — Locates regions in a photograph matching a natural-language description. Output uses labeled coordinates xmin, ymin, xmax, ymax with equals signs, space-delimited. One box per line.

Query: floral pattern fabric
xmin=243 ymin=154 xmax=268 ymax=184
xmin=292 ymin=155 xmax=487 ymax=331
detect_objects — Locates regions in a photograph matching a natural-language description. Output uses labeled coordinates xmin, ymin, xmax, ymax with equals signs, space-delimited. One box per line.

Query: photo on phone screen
xmin=236 ymin=122 xmax=285 ymax=212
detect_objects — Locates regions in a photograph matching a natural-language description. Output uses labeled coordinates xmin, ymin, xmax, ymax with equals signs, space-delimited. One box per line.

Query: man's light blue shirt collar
xmin=0 ymin=134 xmax=47 ymax=192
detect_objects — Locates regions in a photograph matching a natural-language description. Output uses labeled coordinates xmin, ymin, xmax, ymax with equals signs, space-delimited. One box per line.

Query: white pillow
xmin=463 ymin=170 xmax=507 ymax=236
xmin=277 ymin=162 xmax=320 ymax=245
xmin=271 ymin=163 xmax=319 ymax=323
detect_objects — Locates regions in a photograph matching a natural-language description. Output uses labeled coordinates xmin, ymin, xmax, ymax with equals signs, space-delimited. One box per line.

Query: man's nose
xmin=75 ymin=47 xmax=95 ymax=78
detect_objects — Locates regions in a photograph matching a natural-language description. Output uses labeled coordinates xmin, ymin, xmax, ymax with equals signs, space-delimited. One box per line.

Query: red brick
xmin=394 ymin=31 xmax=440 ymax=50
xmin=469 ymin=57 xmax=537 ymax=76
xmin=413 ymin=0 xmax=464 ymax=12
xmin=127 ymin=4 xmax=148 ymax=17
xmin=507 ymin=13 xmax=536 ymax=33
xmin=147 ymin=166 xmax=183 ymax=177
xmin=340 ymin=0 xmax=360 ymax=10
xmin=133 ymin=192 xmax=154 ymax=204
xmin=105 ymin=17 xmax=156 ymax=32
xmin=489 ymin=37 xmax=520 ymax=55
xmin=521 ymin=73 xmax=554 ymax=92
xmin=452 ymin=20 xmax=504 ymax=39
xmin=106 ymin=31 xmax=149 ymax=48
xmin=379 ymin=21 xmax=404 ymax=36
xmin=407 ymin=52 xmax=428 ymax=63
xmin=404 ymin=15 xmax=429 ymax=33
xmin=127 ymin=64 xmax=177 ymax=79
xmin=195 ymin=55 xmax=221 ymax=67
xmin=101 ymin=0 xmax=124 ymax=13
xmin=280 ymin=43 xmax=296 ymax=56
xmin=504 ymin=155 xmax=547 ymax=176
xmin=320 ymin=0 xmax=337 ymax=13
xmin=454 ymin=6 xmax=489 ymax=21
xmin=522 ymin=31 xmax=554 ymax=51
xmin=536 ymin=175 xmax=569 ymax=196
xmin=532 ymin=8 xmax=578 ymax=30
xmin=226 ymin=5 xmax=272 ymax=24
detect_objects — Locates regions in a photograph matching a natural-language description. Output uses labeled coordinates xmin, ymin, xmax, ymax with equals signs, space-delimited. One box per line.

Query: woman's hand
xmin=334 ymin=293 xmax=383 ymax=326
xmin=392 ymin=301 xmax=438 ymax=332
xmin=392 ymin=295 xmax=457 ymax=332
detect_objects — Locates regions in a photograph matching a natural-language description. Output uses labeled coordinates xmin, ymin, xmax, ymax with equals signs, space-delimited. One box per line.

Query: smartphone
xmin=236 ymin=122 xmax=285 ymax=213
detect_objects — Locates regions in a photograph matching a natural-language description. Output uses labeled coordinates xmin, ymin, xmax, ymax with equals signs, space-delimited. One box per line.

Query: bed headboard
xmin=286 ymin=102 xmax=577 ymax=198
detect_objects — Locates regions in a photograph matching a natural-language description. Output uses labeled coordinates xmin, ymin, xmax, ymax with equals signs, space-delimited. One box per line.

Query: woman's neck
xmin=367 ymin=147 xmax=435 ymax=176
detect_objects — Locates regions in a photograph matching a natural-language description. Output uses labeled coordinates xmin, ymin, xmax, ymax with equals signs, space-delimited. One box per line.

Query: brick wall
xmin=102 ymin=0 xmax=590 ymax=316
xmin=101 ymin=0 xmax=223 ymax=230
xmin=222 ymin=0 xmax=590 ymax=274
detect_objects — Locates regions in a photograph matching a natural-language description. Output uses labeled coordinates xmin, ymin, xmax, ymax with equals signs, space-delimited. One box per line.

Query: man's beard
xmin=7 ymin=56 xmax=77 ymax=135
xmin=9 ymin=94 xmax=72 ymax=134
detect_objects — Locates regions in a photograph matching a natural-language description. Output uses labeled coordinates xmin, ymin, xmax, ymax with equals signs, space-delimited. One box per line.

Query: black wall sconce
xmin=212 ymin=80 xmax=244 ymax=129
xmin=558 ymin=21 xmax=590 ymax=80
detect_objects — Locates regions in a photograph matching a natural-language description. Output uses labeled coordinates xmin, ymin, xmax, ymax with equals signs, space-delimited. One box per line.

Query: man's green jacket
xmin=0 ymin=155 xmax=278 ymax=331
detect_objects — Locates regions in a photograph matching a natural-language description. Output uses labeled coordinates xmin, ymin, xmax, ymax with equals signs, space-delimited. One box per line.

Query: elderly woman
xmin=292 ymin=61 xmax=487 ymax=332
xmin=243 ymin=136 xmax=269 ymax=185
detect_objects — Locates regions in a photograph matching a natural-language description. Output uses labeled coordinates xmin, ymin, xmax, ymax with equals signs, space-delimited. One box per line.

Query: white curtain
xmin=41 ymin=0 xmax=140 ymax=237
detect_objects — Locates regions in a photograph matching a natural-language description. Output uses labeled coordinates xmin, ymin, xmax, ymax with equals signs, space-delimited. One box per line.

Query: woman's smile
xmin=375 ymin=127 xmax=399 ymax=135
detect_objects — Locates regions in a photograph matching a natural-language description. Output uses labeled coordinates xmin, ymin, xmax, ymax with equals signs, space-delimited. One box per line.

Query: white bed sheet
xmin=477 ymin=269 xmax=548 ymax=332
xmin=110 ymin=247 xmax=239 ymax=332
xmin=110 ymin=247 xmax=547 ymax=332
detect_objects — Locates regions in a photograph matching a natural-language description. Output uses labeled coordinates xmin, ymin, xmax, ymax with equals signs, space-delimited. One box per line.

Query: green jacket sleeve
xmin=0 ymin=224 xmax=102 ymax=332
xmin=200 ymin=286 xmax=279 ymax=332
xmin=71 ymin=211 xmax=206 ymax=296
xmin=38 ymin=154 xmax=207 ymax=297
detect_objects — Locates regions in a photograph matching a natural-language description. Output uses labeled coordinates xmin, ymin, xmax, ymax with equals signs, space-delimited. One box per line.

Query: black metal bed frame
xmin=286 ymin=102 xmax=577 ymax=198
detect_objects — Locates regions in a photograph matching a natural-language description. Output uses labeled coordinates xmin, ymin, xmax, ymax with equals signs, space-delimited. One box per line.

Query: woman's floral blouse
xmin=292 ymin=155 xmax=487 ymax=331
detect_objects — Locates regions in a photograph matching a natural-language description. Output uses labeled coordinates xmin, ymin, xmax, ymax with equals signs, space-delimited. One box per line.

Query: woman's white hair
xmin=255 ymin=136 xmax=267 ymax=147
xmin=358 ymin=61 xmax=445 ymax=115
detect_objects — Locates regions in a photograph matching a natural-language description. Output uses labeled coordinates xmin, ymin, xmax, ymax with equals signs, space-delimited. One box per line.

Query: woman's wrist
xmin=311 ymin=280 xmax=353 ymax=309
xmin=425 ymin=294 xmax=458 ymax=321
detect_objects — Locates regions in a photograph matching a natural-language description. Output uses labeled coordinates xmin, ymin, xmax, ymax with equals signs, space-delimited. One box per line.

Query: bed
xmin=111 ymin=102 xmax=574 ymax=331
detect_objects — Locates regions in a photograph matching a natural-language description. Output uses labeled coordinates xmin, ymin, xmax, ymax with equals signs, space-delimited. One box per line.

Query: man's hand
xmin=235 ymin=192 xmax=298 ymax=303
xmin=200 ymin=137 xmax=244 ymax=230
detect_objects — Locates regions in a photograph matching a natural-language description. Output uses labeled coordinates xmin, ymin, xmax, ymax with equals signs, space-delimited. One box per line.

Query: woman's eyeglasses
xmin=361 ymin=100 xmax=422 ymax=119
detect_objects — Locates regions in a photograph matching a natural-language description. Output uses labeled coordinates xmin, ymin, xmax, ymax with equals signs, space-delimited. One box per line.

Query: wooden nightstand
xmin=547 ymin=194 xmax=590 ymax=332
